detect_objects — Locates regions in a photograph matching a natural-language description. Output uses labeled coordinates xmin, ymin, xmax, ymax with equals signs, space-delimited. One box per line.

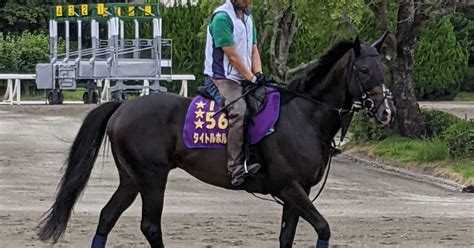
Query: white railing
xmin=1 ymin=74 xmax=36 ymax=105
xmin=1 ymin=73 xmax=195 ymax=105
xmin=99 ymin=74 xmax=195 ymax=102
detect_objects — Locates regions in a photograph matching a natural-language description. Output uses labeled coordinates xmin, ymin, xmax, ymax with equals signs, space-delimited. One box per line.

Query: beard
xmin=232 ymin=1 xmax=249 ymax=11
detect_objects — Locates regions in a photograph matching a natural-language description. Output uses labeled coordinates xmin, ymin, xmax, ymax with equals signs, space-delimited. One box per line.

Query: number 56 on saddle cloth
xmin=183 ymin=91 xmax=280 ymax=149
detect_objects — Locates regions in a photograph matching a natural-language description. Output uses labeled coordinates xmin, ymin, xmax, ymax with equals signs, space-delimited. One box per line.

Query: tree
xmin=251 ymin=0 xmax=366 ymax=81
xmin=0 ymin=0 xmax=50 ymax=34
xmin=364 ymin=0 xmax=474 ymax=137
xmin=413 ymin=17 xmax=469 ymax=100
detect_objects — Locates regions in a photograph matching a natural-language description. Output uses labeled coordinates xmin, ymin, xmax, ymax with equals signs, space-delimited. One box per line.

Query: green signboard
xmin=51 ymin=3 xmax=160 ymax=21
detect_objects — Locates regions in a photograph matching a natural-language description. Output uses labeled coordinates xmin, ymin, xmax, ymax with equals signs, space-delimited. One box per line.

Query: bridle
xmin=346 ymin=53 xmax=393 ymax=119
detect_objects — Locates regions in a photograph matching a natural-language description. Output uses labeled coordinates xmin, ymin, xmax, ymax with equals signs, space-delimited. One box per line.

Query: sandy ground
xmin=419 ymin=101 xmax=474 ymax=119
xmin=0 ymin=104 xmax=473 ymax=248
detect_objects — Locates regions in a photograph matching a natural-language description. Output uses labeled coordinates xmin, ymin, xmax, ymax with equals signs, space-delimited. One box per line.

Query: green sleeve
xmin=210 ymin=12 xmax=234 ymax=48
xmin=252 ymin=15 xmax=257 ymax=44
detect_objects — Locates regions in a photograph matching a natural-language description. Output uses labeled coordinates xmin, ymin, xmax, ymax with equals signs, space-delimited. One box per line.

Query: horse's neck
xmin=306 ymin=56 xmax=352 ymax=142
xmin=309 ymin=55 xmax=350 ymax=107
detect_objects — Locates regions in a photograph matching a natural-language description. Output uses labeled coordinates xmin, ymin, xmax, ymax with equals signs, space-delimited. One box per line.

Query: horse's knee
xmin=140 ymin=218 xmax=163 ymax=243
xmin=316 ymin=221 xmax=330 ymax=241
xmin=141 ymin=218 xmax=158 ymax=235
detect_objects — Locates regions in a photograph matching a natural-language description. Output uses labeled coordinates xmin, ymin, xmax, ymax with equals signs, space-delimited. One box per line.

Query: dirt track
xmin=0 ymin=104 xmax=473 ymax=247
xmin=419 ymin=101 xmax=474 ymax=119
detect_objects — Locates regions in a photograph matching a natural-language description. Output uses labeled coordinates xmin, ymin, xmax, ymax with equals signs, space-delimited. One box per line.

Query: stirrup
xmin=244 ymin=160 xmax=260 ymax=175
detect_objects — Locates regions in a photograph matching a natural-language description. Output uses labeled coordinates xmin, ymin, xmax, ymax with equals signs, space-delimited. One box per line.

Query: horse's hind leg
xmin=139 ymin=167 xmax=169 ymax=248
xmin=279 ymin=182 xmax=330 ymax=248
xmin=92 ymin=153 xmax=139 ymax=247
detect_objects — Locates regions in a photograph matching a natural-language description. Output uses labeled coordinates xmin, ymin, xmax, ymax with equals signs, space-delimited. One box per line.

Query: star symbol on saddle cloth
xmin=195 ymin=109 xmax=205 ymax=118
xmin=196 ymin=101 xmax=206 ymax=109
xmin=194 ymin=119 xmax=204 ymax=129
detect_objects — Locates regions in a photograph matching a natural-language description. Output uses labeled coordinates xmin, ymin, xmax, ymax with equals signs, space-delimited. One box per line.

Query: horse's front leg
xmin=279 ymin=182 xmax=330 ymax=248
xmin=279 ymin=203 xmax=300 ymax=248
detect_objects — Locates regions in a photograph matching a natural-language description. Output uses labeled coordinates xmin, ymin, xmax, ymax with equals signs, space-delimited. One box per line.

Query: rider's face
xmin=235 ymin=0 xmax=251 ymax=9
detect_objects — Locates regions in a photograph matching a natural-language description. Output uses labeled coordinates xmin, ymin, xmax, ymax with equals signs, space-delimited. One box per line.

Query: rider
xmin=203 ymin=0 xmax=264 ymax=186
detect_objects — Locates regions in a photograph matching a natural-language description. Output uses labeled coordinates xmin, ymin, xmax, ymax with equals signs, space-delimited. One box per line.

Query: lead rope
xmin=311 ymin=146 xmax=334 ymax=203
xmin=250 ymin=193 xmax=284 ymax=205
xmin=250 ymin=141 xmax=338 ymax=205
xmin=249 ymin=148 xmax=334 ymax=205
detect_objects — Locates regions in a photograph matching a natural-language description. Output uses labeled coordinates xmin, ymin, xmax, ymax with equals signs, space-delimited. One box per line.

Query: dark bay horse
xmin=38 ymin=34 xmax=395 ymax=248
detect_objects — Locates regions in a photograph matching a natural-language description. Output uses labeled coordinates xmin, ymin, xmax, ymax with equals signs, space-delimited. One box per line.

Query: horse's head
xmin=346 ymin=33 xmax=396 ymax=126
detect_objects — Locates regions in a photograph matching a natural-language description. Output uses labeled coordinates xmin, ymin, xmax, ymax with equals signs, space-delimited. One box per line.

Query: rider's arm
xmin=251 ymin=17 xmax=262 ymax=74
xmin=251 ymin=45 xmax=262 ymax=74
xmin=221 ymin=45 xmax=254 ymax=81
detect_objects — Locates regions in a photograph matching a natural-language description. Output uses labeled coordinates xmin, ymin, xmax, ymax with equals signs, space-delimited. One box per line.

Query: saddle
xmin=185 ymin=84 xmax=280 ymax=149
xmin=197 ymin=82 xmax=270 ymax=168
xmin=197 ymin=82 xmax=268 ymax=117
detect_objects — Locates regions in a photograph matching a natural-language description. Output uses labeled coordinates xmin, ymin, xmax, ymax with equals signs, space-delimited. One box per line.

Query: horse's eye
xmin=360 ymin=67 xmax=370 ymax=75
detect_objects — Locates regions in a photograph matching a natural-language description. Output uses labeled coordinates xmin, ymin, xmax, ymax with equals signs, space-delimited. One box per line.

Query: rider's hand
xmin=251 ymin=72 xmax=266 ymax=85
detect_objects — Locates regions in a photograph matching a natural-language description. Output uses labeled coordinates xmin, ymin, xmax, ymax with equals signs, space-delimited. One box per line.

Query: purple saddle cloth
xmin=183 ymin=90 xmax=280 ymax=149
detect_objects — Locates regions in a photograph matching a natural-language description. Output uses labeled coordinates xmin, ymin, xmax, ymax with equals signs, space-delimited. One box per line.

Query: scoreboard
xmin=51 ymin=3 xmax=160 ymax=21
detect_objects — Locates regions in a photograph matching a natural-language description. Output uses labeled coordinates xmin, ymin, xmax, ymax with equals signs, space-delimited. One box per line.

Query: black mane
xmin=287 ymin=40 xmax=355 ymax=94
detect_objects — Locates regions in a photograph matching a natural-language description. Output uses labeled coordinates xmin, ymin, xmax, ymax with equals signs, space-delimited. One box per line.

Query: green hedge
xmin=421 ymin=108 xmax=461 ymax=138
xmin=0 ymin=31 xmax=51 ymax=73
xmin=413 ymin=17 xmax=469 ymax=100
xmin=350 ymin=111 xmax=390 ymax=142
xmin=443 ymin=120 xmax=474 ymax=160
xmin=462 ymin=67 xmax=474 ymax=92
xmin=350 ymin=108 xmax=473 ymax=162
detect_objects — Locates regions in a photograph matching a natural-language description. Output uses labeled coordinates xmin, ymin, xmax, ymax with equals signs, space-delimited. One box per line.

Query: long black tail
xmin=38 ymin=101 xmax=122 ymax=243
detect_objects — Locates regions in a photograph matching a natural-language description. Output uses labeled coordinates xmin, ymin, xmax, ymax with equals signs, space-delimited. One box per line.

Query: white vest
xmin=203 ymin=1 xmax=254 ymax=83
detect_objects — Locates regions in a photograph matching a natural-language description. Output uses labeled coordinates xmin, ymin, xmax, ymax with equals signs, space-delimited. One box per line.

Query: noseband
xmin=346 ymin=53 xmax=393 ymax=117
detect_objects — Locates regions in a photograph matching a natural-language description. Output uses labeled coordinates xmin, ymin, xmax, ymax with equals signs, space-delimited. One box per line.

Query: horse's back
xmin=106 ymin=93 xmax=190 ymax=147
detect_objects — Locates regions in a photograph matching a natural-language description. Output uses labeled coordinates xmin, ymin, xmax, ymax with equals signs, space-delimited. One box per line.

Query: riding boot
xmin=212 ymin=78 xmax=261 ymax=186
xmin=231 ymin=162 xmax=261 ymax=186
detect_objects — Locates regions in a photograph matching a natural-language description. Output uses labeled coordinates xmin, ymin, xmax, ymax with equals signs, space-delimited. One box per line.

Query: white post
xmin=77 ymin=20 xmax=82 ymax=59
xmin=91 ymin=19 xmax=98 ymax=56
xmin=49 ymin=20 xmax=58 ymax=59
xmin=15 ymin=79 xmax=21 ymax=105
xmin=100 ymin=79 xmax=110 ymax=102
xmin=134 ymin=19 xmax=140 ymax=59
xmin=119 ymin=20 xmax=125 ymax=59
xmin=153 ymin=18 xmax=162 ymax=76
xmin=7 ymin=79 xmax=13 ymax=104
xmin=179 ymin=80 xmax=188 ymax=97
xmin=65 ymin=20 xmax=70 ymax=62
xmin=49 ymin=20 xmax=58 ymax=90
xmin=10 ymin=79 xmax=17 ymax=104
xmin=10 ymin=79 xmax=20 ymax=105
xmin=142 ymin=80 xmax=150 ymax=96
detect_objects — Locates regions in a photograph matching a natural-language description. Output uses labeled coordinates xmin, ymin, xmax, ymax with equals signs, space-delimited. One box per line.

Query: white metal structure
xmin=1 ymin=74 xmax=36 ymax=105
xmin=36 ymin=4 xmax=181 ymax=104
xmin=1 ymin=73 xmax=194 ymax=105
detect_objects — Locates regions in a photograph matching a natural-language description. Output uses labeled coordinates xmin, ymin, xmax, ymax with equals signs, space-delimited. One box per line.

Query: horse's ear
xmin=372 ymin=31 xmax=389 ymax=53
xmin=353 ymin=36 xmax=361 ymax=57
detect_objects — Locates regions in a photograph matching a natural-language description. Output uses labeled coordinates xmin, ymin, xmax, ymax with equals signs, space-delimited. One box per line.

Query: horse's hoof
xmin=316 ymin=239 xmax=329 ymax=248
